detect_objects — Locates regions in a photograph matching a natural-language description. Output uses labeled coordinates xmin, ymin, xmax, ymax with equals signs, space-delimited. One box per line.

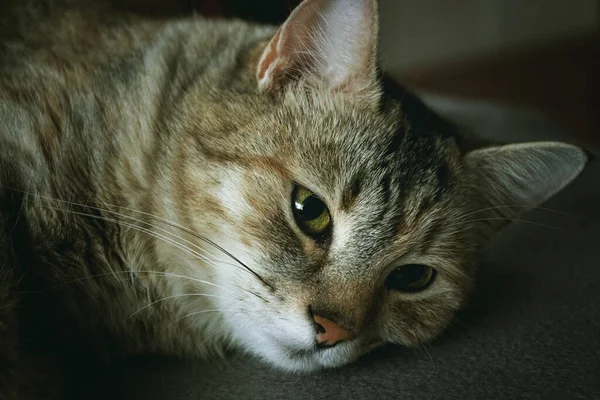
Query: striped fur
xmin=0 ymin=0 xmax=586 ymax=397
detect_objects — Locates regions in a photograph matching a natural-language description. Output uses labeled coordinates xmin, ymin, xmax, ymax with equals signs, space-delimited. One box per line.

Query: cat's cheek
xmin=376 ymin=293 xmax=457 ymax=347
xmin=219 ymin=311 xmax=303 ymax=370
xmin=224 ymin=302 xmax=313 ymax=349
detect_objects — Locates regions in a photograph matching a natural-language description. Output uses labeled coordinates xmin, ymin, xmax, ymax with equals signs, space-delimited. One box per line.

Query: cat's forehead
xmin=276 ymin=97 xmax=458 ymax=201
xmin=261 ymin=97 xmax=460 ymax=260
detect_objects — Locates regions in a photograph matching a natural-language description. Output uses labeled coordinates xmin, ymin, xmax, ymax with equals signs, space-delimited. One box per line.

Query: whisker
xmin=461 ymin=204 xmax=579 ymax=220
xmin=58 ymin=268 xmax=246 ymax=300
xmin=170 ymin=307 xmax=264 ymax=327
xmin=449 ymin=315 xmax=471 ymax=332
xmin=46 ymin=206 xmax=269 ymax=302
xmin=54 ymin=206 xmax=271 ymax=301
xmin=196 ymin=325 xmax=227 ymax=349
xmin=169 ymin=309 xmax=228 ymax=326
xmin=49 ymin=206 xmax=216 ymax=270
xmin=11 ymin=187 xmax=274 ymax=291
xmin=457 ymin=217 xmax=567 ymax=232
xmin=418 ymin=344 xmax=438 ymax=388
xmin=128 ymin=293 xmax=231 ymax=319
xmin=55 ymin=201 xmax=246 ymax=273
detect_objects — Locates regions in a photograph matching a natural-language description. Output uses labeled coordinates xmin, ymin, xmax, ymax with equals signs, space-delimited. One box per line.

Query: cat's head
xmin=173 ymin=0 xmax=587 ymax=371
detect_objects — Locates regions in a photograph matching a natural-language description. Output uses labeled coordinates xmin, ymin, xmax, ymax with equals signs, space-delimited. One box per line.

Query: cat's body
xmin=0 ymin=0 xmax=272 ymax=353
xmin=0 ymin=2 xmax=281 ymax=393
xmin=0 ymin=0 xmax=587 ymax=398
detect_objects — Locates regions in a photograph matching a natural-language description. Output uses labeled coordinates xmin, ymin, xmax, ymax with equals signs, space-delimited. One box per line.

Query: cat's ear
xmin=464 ymin=142 xmax=587 ymax=232
xmin=256 ymin=0 xmax=379 ymax=94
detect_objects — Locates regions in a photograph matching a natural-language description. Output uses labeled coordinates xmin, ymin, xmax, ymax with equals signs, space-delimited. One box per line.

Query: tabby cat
xmin=0 ymin=0 xmax=587 ymax=398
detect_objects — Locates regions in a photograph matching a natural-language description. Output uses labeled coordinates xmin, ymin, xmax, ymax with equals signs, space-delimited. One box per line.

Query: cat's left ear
xmin=464 ymin=141 xmax=587 ymax=233
xmin=256 ymin=0 xmax=380 ymax=94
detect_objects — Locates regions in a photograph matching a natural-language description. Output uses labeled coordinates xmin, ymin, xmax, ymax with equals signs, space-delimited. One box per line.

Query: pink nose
xmin=313 ymin=314 xmax=354 ymax=347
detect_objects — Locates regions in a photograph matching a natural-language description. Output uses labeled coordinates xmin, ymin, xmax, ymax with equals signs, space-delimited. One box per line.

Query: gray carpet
xmin=86 ymin=99 xmax=600 ymax=399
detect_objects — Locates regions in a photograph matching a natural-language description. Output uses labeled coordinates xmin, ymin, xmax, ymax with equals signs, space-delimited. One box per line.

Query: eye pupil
xmin=398 ymin=264 xmax=424 ymax=282
xmin=385 ymin=264 xmax=435 ymax=293
xmin=292 ymin=185 xmax=331 ymax=238
xmin=297 ymin=195 xmax=325 ymax=221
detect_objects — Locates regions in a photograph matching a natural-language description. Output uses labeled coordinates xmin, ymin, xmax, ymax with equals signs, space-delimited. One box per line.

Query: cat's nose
xmin=312 ymin=313 xmax=355 ymax=348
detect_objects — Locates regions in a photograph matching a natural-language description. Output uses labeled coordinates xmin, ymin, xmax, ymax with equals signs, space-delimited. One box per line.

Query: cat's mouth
xmin=266 ymin=333 xmax=387 ymax=371
xmin=273 ymin=337 xmax=326 ymax=359
xmin=269 ymin=337 xmax=360 ymax=371
xmin=284 ymin=345 xmax=317 ymax=359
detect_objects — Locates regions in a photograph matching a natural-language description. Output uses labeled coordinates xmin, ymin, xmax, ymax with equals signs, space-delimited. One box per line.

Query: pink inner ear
xmin=256 ymin=1 xmax=322 ymax=91
xmin=256 ymin=0 xmax=379 ymax=92
xmin=257 ymin=29 xmax=281 ymax=82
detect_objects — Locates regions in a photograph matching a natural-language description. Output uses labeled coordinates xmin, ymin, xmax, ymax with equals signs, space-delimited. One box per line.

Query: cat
xmin=0 ymin=0 xmax=587 ymax=398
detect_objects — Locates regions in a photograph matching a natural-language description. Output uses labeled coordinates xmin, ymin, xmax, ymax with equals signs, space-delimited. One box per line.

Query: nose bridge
xmin=310 ymin=277 xmax=373 ymax=332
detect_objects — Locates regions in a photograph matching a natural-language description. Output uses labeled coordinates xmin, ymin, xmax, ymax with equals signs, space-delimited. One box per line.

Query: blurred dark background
xmin=115 ymin=0 xmax=599 ymax=149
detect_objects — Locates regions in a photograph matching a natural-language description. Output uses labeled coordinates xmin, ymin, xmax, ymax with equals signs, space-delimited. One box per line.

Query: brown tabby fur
xmin=0 ymin=0 xmax=586 ymax=398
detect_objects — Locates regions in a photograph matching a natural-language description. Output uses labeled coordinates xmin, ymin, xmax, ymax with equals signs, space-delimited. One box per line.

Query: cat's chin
xmin=252 ymin=340 xmax=362 ymax=373
xmin=226 ymin=313 xmax=364 ymax=372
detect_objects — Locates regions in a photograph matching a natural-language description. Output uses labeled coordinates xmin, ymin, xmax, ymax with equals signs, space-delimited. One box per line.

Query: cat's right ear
xmin=464 ymin=141 xmax=587 ymax=234
xmin=256 ymin=0 xmax=380 ymax=95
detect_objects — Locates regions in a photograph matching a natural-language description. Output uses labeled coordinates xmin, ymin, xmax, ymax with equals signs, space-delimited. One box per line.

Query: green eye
xmin=385 ymin=264 xmax=436 ymax=293
xmin=292 ymin=185 xmax=331 ymax=237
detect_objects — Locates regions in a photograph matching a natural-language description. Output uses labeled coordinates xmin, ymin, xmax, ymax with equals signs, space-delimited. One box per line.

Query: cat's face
xmin=196 ymin=94 xmax=475 ymax=371
xmin=171 ymin=0 xmax=586 ymax=371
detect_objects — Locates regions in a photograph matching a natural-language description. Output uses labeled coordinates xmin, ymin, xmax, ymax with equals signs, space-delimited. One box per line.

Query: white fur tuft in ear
xmin=256 ymin=0 xmax=379 ymax=93
xmin=466 ymin=141 xmax=587 ymax=212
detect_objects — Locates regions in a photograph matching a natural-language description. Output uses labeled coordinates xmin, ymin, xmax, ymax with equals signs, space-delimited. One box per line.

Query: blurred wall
xmin=380 ymin=0 xmax=599 ymax=73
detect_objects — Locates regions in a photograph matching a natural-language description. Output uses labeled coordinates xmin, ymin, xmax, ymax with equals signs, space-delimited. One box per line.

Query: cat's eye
xmin=292 ymin=185 xmax=331 ymax=238
xmin=385 ymin=264 xmax=436 ymax=292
